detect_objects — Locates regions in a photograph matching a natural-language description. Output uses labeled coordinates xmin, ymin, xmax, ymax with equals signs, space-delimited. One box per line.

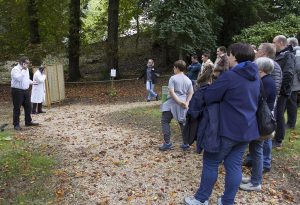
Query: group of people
xmin=11 ymin=57 xmax=47 ymax=130
xmin=139 ymin=35 xmax=299 ymax=205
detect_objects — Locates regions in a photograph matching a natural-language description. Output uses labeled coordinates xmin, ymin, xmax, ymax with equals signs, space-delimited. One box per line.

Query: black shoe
xmin=25 ymin=122 xmax=39 ymax=126
xmin=32 ymin=111 xmax=38 ymax=114
xmin=263 ymin=168 xmax=271 ymax=174
xmin=285 ymin=124 xmax=295 ymax=129
xmin=272 ymin=140 xmax=282 ymax=148
xmin=147 ymin=99 xmax=150 ymax=102
xmin=38 ymin=111 xmax=46 ymax=114
xmin=156 ymin=95 xmax=160 ymax=101
xmin=14 ymin=125 xmax=22 ymax=131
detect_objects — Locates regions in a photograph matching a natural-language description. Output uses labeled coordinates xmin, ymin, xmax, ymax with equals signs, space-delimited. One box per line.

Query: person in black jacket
xmin=272 ymin=35 xmax=295 ymax=147
xmin=138 ymin=59 xmax=160 ymax=102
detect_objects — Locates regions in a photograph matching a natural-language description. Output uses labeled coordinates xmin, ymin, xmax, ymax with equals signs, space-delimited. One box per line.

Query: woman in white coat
xmin=31 ymin=66 xmax=46 ymax=114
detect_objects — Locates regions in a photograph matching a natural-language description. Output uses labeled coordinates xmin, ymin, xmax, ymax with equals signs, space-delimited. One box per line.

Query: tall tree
xmin=150 ymin=0 xmax=221 ymax=59
xmin=28 ymin=0 xmax=40 ymax=44
xmin=27 ymin=0 xmax=42 ymax=66
xmin=106 ymin=0 xmax=119 ymax=77
xmin=68 ymin=0 xmax=81 ymax=81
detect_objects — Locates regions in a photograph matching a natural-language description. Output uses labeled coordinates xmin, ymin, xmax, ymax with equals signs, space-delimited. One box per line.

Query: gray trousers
xmin=161 ymin=111 xmax=185 ymax=144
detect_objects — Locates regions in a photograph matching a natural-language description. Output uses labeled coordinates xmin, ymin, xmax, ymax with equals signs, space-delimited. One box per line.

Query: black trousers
xmin=274 ymin=95 xmax=288 ymax=143
xmin=286 ymin=91 xmax=298 ymax=128
xmin=11 ymin=88 xmax=32 ymax=126
xmin=32 ymin=103 xmax=43 ymax=113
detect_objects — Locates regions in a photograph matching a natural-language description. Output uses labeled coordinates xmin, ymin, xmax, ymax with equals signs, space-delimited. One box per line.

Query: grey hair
xmin=287 ymin=37 xmax=299 ymax=47
xmin=255 ymin=57 xmax=274 ymax=74
xmin=259 ymin=43 xmax=276 ymax=59
xmin=274 ymin=35 xmax=287 ymax=46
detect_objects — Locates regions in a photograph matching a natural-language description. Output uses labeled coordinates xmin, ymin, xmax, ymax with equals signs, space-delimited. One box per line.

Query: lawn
xmin=0 ymin=131 xmax=56 ymax=204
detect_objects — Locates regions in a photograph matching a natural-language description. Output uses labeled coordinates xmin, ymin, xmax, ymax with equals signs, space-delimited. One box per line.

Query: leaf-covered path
xmin=22 ymin=102 xmax=298 ymax=204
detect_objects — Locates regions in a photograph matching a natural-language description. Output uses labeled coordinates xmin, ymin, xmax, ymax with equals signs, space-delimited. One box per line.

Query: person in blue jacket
xmin=187 ymin=55 xmax=201 ymax=82
xmin=184 ymin=43 xmax=260 ymax=205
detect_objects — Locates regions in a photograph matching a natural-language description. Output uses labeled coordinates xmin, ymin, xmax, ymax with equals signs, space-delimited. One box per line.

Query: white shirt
xmin=11 ymin=64 xmax=33 ymax=90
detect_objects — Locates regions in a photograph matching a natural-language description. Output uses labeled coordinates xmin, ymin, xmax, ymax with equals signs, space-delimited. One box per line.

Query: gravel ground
xmin=2 ymin=101 xmax=294 ymax=205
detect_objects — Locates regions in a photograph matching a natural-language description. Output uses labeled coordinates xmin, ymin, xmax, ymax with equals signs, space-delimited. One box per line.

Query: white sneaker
xmin=240 ymin=182 xmax=262 ymax=191
xmin=184 ymin=196 xmax=209 ymax=205
xmin=241 ymin=176 xmax=251 ymax=184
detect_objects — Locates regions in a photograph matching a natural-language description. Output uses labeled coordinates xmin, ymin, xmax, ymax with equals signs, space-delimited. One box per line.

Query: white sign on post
xmin=110 ymin=68 xmax=116 ymax=78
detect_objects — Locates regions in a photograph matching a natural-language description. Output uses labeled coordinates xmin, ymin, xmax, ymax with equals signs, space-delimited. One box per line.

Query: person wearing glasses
xmin=11 ymin=57 xmax=39 ymax=130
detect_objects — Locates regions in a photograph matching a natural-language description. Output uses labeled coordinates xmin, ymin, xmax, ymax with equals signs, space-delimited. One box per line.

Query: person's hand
xmin=136 ymin=77 xmax=139 ymax=80
xmin=180 ymin=101 xmax=188 ymax=109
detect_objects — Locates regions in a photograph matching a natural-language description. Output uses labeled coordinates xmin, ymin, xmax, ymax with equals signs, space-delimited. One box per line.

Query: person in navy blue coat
xmin=184 ymin=43 xmax=260 ymax=205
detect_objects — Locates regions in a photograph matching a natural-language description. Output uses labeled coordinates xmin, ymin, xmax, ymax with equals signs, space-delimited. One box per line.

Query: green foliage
xmin=233 ymin=15 xmax=300 ymax=45
xmin=0 ymin=0 xmax=69 ymax=61
xmin=150 ymin=0 xmax=221 ymax=54
xmin=82 ymin=0 xmax=145 ymax=44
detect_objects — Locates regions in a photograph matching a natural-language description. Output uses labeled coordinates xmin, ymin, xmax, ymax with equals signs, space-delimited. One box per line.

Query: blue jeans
xmin=245 ymin=139 xmax=272 ymax=169
xmin=194 ymin=137 xmax=248 ymax=205
xmin=146 ymin=81 xmax=157 ymax=100
xmin=263 ymin=139 xmax=272 ymax=169
xmin=249 ymin=140 xmax=263 ymax=186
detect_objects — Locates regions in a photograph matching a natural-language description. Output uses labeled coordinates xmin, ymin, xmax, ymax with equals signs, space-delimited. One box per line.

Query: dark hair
xmin=228 ymin=43 xmax=255 ymax=63
xmin=197 ymin=64 xmax=213 ymax=85
xmin=174 ymin=60 xmax=186 ymax=71
xmin=191 ymin=55 xmax=198 ymax=60
xmin=202 ymin=52 xmax=210 ymax=58
xmin=19 ymin=56 xmax=29 ymax=64
xmin=218 ymin=46 xmax=226 ymax=53
xmin=39 ymin=66 xmax=45 ymax=73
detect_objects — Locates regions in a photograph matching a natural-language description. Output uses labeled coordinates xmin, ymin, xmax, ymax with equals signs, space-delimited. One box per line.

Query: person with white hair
xmin=286 ymin=37 xmax=300 ymax=129
xmin=272 ymin=35 xmax=295 ymax=148
xmin=240 ymin=57 xmax=276 ymax=191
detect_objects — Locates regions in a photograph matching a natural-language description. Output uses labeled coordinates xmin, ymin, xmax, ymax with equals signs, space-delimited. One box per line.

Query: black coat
xmin=138 ymin=66 xmax=159 ymax=84
xmin=275 ymin=45 xmax=295 ymax=96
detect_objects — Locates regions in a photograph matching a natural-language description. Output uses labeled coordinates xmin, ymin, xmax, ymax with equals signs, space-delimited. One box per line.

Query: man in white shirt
xmin=11 ymin=57 xmax=38 ymax=130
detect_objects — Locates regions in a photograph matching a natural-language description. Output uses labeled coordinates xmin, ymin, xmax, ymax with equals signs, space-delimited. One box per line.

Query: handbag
xmin=256 ymin=80 xmax=277 ymax=138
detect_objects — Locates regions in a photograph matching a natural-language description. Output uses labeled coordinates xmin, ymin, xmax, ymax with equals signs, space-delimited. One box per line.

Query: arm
xmin=280 ymin=53 xmax=295 ymax=95
xmin=189 ymin=64 xmax=201 ymax=73
xmin=11 ymin=67 xmax=27 ymax=82
xmin=169 ymin=88 xmax=186 ymax=107
xmin=185 ymin=85 xmax=194 ymax=108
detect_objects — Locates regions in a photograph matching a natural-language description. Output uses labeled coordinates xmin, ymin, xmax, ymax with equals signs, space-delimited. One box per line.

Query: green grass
xmin=109 ymin=105 xmax=182 ymax=140
xmin=0 ymin=131 xmax=55 ymax=204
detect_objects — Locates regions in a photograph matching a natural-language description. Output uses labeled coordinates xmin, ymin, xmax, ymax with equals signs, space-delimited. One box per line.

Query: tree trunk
xmin=135 ymin=14 xmax=139 ymax=50
xmin=27 ymin=0 xmax=41 ymax=66
xmin=28 ymin=0 xmax=40 ymax=44
xmin=106 ymin=0 xmax=119 ymax=78
xmin=68 ymin=0 xmax=81 ymax=81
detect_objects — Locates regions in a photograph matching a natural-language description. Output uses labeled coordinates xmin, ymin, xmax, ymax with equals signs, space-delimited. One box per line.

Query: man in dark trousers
xmin=11 ymin=57 xmax=38 ymax=130
xmin=273 ymin=35 xmax=295 ymax=147
xmin=286 ymin=37 xmax=300 ymax=129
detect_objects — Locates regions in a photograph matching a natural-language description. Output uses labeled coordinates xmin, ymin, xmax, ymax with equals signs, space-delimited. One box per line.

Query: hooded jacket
xmin=291 ymin=46 xmax=300 ymax=91
xmin=204 ymin=61 xmax=260 ymax=142
xmin=275 ymin=45 xmax=295 ymax=96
